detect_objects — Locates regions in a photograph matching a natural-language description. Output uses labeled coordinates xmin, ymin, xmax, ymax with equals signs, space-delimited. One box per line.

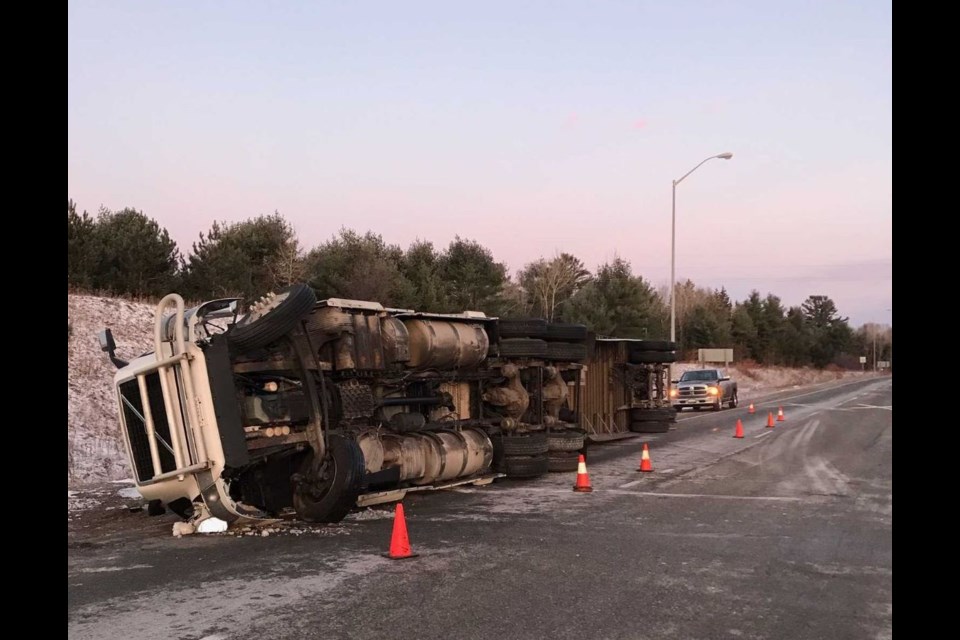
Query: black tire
xmin=504 ymin=455 xmax=549 ymax=478
xmin=547 ymin=430 xmax=585 ymax=452
xmin=629 ymin=407 xmax=677 ymax=422
xmin=498 ymin=338 xmax=548 ymax=359
xmin=546 ymin=452 xmax=580 ymax=473
xmin=713 ymin=400 xmax=722 ymax=411
xmin=729 ymin=390 xmax=739 ymax=409
xmin=545 ymin=342 xmax=588 ymax=362
xmin=498 ymin=318 xmax=548 ymax=339
xmin=545 ymin=322 xmax=588 ymax=342
xmin=634 ymin=340 xmax=677 ymax=351
xmin=228 ymin=284 xmax=317 ymax=352
xmin=491 ymin=433 xmax=506 ymax=472
xmin=502 ymin=432 xmax=549 ymax=456
xmin=292 ymin=435 xmax=365 ymax=523
xmin=629 ymin=420 xmax=672 ymax=433
xmin=629 ymin=350 xmax=677 ymax=364
xmin=632 ymin=340 xmax=677 ymax=351
xmin=146 ymin=499 xmax=166 ymax=517
xmin=167 ymin=497 xmax=196 ymax=520
xmin=673 ymin=406 xmax=683 ymax=413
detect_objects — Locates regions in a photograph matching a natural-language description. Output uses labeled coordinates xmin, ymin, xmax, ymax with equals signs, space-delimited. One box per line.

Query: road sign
xmin=859 ymin=356 xmax=867 ymax=364
xmin=698 ymin=348 xmax=733 ymax=365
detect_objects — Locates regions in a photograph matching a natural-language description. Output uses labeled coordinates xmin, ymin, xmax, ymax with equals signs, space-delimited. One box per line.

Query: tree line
xmin=67 ymin=200 xmax=891 ymax=369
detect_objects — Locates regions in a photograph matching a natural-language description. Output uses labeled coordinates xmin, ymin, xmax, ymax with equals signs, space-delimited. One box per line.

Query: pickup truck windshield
xmin=679 ymin=370 xmax=719 ymax=382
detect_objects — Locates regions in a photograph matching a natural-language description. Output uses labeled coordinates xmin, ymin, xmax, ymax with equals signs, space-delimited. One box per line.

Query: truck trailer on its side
xmin=99 ymin=284 xmax=678 ymax=526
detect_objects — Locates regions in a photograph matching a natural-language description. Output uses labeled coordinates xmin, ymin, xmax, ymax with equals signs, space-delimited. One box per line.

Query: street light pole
xmin=669 ymin=152 xmax=733 ymax=383
xmin=887 ymin=308 xmax=892 ymax=371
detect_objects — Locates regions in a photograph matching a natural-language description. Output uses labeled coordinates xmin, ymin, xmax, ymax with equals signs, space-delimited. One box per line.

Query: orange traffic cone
xmin=777 ymin=406 xmax=785 ymax=422
xmin=766 ymin=412 xmax=775 ymax=428
xmin=748 ymin=403 xmax=756 ymax=414
xmin=638 ymin=443 xmax=654 ymax=472
xmin=573 ymin=454 xmax=593 ymax=492
xmin=383 ymin=503 xmax=418 ymax=560
xmin=733 ymin=419 xmax=744 ymax=439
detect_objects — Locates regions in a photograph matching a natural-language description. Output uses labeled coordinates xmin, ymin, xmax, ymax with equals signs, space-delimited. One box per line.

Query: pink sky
xmin=68 ymin=1 xmax=891 ymax=326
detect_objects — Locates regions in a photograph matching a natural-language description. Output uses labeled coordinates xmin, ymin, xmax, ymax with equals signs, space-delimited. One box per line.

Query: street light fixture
xmin=669 ymin=153 xmax=733 ymax=377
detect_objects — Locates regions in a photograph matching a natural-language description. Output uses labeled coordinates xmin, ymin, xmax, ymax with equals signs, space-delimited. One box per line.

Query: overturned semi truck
xmin=98 ymin=284 xmax=628 ymax=525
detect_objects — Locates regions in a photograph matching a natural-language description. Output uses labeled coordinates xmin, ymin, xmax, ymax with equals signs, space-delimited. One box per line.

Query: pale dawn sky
xmin=68 ymin=1 xmax=892 ymax=326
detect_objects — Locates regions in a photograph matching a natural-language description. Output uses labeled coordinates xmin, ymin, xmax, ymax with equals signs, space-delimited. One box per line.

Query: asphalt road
xmin=68 ymin=376 xmax=892 ymax=640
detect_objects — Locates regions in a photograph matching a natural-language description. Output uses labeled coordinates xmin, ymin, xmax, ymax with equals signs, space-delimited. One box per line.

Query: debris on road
xmin=197 ymin=517 xmax=229 ymax=534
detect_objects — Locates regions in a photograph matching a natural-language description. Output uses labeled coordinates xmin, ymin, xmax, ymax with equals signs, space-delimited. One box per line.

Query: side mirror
xmin=720 ymin=376 xmax=730 ymax=381
xmin=671 ymin=379 xmax=679 ymax=384
xmin=98 ymin=328 xmax=128 ymax=369
xmin=98 ymin=328 xmax=116 ymax=353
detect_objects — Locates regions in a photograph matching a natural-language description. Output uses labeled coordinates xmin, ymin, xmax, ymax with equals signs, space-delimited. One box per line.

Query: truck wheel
xmin=545 ymin=342 xmax=588 ymax=362
xmin=629 ymin=420 xmax=671 ymax=433
xmin=729 ymin=391 xmax=739 ymax=408
xmin=713 ymin=400 xmax=722 ymax=411
xmin=546 ymin=451 xmax=580 ymax=472
xmin=544 ymin=322 xmax=588 ymax=342
xmin=546 ymin=430 xmax=585 ymax=452
xmin=292 ymin=435 xmax=365 ymax=523
xmin=228 ymin=284 xmax=317 ymax=352
xmin=504 ymin=455 xmax=549 ymax=478
xmin=498 ymin=318 xmax=548 ymax=339
xmin=631 ymin=340 xmax=677 ymax=351
xmin=628 ymin=350 xmax=677 ymax=364
xmin=502 ymin=432 xmax=549 ymax=456
xmin=498 ymin=338 xmax=548 ymax=359
xmin=146 ymin=499 xmax=166 ymax=516
xmin=629 ymin=407 xmax=677 ymax=422
xmin=491 ymin=433 xmax=506 ymax=472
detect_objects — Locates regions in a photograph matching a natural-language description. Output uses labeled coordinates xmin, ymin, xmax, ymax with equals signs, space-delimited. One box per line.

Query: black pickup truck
xmin=671 ymin=368 xmax=738 ymax=411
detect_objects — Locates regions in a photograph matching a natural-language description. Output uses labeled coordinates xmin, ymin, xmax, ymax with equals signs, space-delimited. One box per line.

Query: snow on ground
xmin=68 ymin=294 xmax=156 ymax=485
xmin=67 ymin=292 xmax=875 ymax=488
xmin=117 ymin=487 xmax=142 ymax=499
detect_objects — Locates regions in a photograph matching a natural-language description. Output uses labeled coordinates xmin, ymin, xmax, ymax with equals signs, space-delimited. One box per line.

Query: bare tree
xmin=268 ymin=238 xmax=307 ymax=289
xmin=520 ymin=252 xmax=591 ymax=321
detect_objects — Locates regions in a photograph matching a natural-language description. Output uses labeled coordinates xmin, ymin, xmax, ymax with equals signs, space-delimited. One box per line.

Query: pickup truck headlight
xmin=707 ymin=386 xmax=720 ymax=395
xmin=669 ymin=389 xmax=677 ymax=397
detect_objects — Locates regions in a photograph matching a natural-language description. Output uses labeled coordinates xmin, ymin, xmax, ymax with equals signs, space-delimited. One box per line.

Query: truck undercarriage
xmin=105 ymin=284 xmax=588 ymax=525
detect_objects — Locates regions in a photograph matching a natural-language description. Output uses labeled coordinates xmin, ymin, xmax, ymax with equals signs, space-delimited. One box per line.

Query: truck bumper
xmin=674 ymin=398 xmax=719 ymax=409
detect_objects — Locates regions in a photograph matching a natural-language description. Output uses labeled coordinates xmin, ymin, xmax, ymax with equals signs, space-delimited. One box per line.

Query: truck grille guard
xmin=122 ymin=294 xmax=210 ymax=484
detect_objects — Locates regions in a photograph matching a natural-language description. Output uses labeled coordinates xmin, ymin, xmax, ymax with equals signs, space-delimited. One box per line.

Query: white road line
xmin=754 ymin=378 xmax=889 ymax=405
xmin=607 ymin=490 xmax=804 ymax=502
xmin=619 ymin=479 xmax=643 ymax=489
xmin=754 ymin=431 xmax=773 ymax=438
xmin=72 ymin=564 xmax=153 ymax=574
xmin=805 ymin=457 xmax=835 ymax=496
xmin=675 ymin=377 xmax=882 ymax=423
xmin=799 ymin=419 xmax=821 ymax=448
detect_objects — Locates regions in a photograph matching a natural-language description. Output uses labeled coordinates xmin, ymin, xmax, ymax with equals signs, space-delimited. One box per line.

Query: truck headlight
xmin=669 ymin=389 xmax=677 ymax=397
xmin=707 ymin=386 xmax=719 ymax=395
